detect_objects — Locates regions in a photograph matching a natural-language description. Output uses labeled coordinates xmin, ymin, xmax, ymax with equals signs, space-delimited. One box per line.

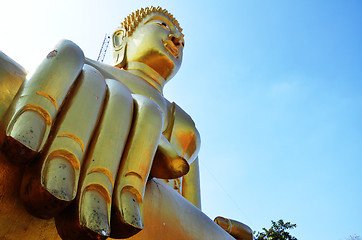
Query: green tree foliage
xmin=254 ymin=219 xmax=297 ymax=240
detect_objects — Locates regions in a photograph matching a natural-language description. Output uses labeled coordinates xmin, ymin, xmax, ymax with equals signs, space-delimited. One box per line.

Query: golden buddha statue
xmin=0 ymin=6 xmax=252 ymax=240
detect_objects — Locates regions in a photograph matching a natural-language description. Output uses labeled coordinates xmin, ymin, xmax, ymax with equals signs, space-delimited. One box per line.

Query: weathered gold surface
xmin=0 ymin=6 xmax=251 ymax=240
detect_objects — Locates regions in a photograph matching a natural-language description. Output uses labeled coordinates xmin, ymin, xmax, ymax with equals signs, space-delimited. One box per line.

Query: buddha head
xmin=112 ymin=6 xmax=184 ymax=81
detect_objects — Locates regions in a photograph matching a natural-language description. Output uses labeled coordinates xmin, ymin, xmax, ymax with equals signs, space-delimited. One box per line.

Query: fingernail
xmin=80 ymin=190 xmax=110 ymax=236
xmin=43 ymin=157 xmax=75 ymax=201
xmin=9 ymin=111 xmax=46 ymax=151
xmin=214 ymin=217 xmax=231 ymax=233
xmin=120 ymin=190 xmax=143 ymax=230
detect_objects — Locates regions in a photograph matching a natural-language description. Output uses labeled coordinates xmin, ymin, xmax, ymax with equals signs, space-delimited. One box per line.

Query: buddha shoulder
xmin=164 ymin=100 xmax=200 ymax=164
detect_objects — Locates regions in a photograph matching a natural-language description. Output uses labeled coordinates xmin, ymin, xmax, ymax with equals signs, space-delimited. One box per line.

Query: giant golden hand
xmin=0 ymin=7 xmax=205 ymax=240
xmin=0 ymin=40 xmax=151 ymax=239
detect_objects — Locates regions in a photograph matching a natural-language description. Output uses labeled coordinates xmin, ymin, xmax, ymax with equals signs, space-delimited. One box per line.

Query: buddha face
xmin=114 ymin=13 xmax=184 ymax=81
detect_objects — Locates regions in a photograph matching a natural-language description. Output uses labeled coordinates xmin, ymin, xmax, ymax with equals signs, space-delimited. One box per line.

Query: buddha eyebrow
xmin=146 ymin=16 xmax=173 ymax=28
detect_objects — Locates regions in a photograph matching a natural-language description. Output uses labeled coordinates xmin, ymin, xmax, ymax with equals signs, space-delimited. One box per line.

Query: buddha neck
xmin=125 ymin=61 xmax=166 ymax=94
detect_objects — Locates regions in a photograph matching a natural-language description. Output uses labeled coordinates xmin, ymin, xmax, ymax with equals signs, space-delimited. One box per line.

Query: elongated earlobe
xmin=112 ymin=28 xmax=127 ymax=68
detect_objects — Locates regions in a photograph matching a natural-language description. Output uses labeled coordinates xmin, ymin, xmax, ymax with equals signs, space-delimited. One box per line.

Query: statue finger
xmin=20 ymin=65 xmax=107 ymax=218
xmin=110 ymin=94 xmax=163 ymax=239
xmin=54 ymin=79 xmax=133 ymax=240
xmin=150 ymin=135 xmax=189 ymax=179
xmin=1 ymin=40 xmax=84 ymax=164
xmin=214 ymin=217 xmax=253 ymax=240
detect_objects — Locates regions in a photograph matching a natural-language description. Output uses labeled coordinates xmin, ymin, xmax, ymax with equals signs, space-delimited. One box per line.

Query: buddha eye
xmin=148 ymin=19 xmax=170 ymax=30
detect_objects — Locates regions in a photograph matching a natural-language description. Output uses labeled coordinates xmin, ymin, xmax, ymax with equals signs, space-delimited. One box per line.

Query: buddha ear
xmin=112 ymin=27 xmax=127 ymax=68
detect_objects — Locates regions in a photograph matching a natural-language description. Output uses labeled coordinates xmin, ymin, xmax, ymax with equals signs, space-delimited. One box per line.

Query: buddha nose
xmin=169 ymin=34 xmax=183 ymax=47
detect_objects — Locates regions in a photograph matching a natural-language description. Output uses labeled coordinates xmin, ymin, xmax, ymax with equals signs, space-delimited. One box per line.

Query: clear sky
xmin=1 ymin=0 xmax=361 ymax=239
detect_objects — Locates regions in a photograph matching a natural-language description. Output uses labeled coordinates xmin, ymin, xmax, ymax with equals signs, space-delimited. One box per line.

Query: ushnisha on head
xmin=112 ymin=6 xmax=185 ymax=81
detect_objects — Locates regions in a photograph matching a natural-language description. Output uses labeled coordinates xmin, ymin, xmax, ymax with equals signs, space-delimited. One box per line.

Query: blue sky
xmin=1 ymin=0 xmax=361 ymax=239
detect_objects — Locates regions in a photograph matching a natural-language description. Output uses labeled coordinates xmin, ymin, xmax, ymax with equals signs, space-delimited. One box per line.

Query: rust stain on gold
xmin=36 ymin=91 xmax=58 ymax=110
xmin=57 ymin=133 xmax=84 ymax=152
xmin=23 ymin=104 xmax=51 ymax=125
xmin=84 ymin=183 xmax=111 ymax=203
xmin=88 ymin=167 xmax=114 ymax=187
xmin=47 ymin=149 xmax=80 ymax=170
xmin=46 ymin=50 xmax=57 ymax=59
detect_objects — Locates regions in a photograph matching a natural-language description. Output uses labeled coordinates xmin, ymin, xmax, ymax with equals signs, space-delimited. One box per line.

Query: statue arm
xmin=182 ymin=157 xmax=201 ymax=209
xmin=162 ymin=101 xmax=202 ymax=207
xmin=163 ymin=103 xmax=253 ymax=239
